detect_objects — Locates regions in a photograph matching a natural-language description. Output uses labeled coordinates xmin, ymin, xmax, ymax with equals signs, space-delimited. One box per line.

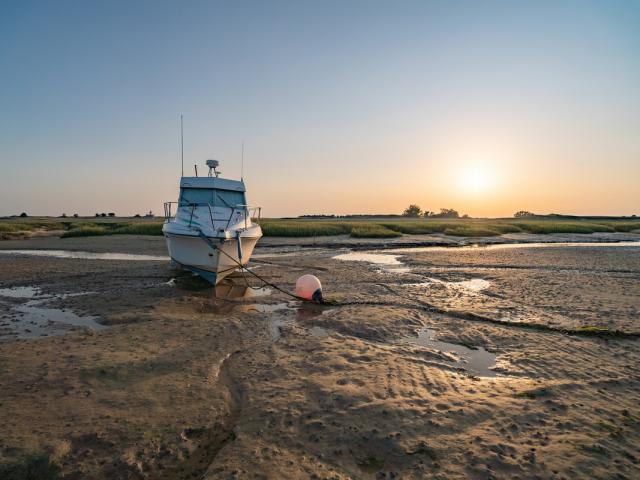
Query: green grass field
xmin=259 ymin=217 xmax=640 ymax=238
xmin=0 ymin=216 xmax=638 ymax=239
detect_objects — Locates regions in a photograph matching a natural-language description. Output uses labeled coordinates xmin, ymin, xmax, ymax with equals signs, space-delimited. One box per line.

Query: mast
xmin=180 ymin=114 xmax=184 ymax=177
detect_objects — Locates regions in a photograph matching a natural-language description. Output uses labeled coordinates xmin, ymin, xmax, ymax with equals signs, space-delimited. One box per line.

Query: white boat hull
xmin=164 ymin=232 xmax=260 ymax=284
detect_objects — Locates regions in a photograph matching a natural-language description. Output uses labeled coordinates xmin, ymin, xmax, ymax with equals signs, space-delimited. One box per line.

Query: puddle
xmin=404 ymin=328 xmax=497 ymax=378
xmin=406 ymin=277 xmax=491 ymax=295
xmin=215 ymin=283 xmax=272 ymax=299
xmin=333 ymin=252 xmax=411 ymax=274
xmin=385 ymin=241 xmax=640 ymax=254
xmin=0 ymin=286 xmax=44 ymax=298
xmin=241 ymin=302 xmax=291 ymax=314
xmin=0 ymin=286 xmax=104 ymax=340
xmin=227 ymin=300 xmax=324 ymax=341
xmin=0 ymin=249 xmax=169 ymax=261
xmin=426 ymin=277 xmax=490 ymax=293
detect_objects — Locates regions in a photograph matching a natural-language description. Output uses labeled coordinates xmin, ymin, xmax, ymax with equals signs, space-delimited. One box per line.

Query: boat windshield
xmin=179 ymin=188 xmax=246 ymax=208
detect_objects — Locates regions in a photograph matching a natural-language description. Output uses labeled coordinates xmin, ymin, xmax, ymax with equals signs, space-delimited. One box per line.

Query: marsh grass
xmin=1 ymin=216 xmax=638 ymax=239
xmin=260 ymin=218 xmax=640 ymax=238
xmin=61 ymin=226 xmax=111 ymax=237
xmin=259 ymin=220 xmax=353 ymax=237
xmin=113 ymin=223 xmax=163 ymax=235
xmin=350 ymin=225 xmax=402 ymax=238
xmin=0 ymin=221 xmax=65 ymax=232
xmin=60 ymin=222 xmax=163 ymax=238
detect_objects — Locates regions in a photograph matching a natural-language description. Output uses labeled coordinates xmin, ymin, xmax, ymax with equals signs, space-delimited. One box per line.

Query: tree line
xmin=402 ymin=206 xmax=544 ymax=218
xmin=402 ymin=205 xmax=466 ymax=218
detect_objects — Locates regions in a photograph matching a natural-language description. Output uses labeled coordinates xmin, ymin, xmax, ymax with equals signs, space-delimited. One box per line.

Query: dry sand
xmin=0 ymin=234 xmax=639 ymax=479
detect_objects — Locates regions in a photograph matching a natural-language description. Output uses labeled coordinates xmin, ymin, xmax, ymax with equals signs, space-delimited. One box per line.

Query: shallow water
xmin=404 ymin=328 xmax=497 ymax=377
xmin=420 ymin=277 xmax=491 ymax=293
xmin=0 ymin=286 xmax=104 ymax=339
xmin=215 ymin=283 xmax=272 ymax=299
xmin=0 ymin=249 xmax=169 ymax=261
xmin=0 ymin=286 xmax=43 ymax=298
xmin=242 ymin=302 xmax=291 ymax=314
xmin=386 ymin=240 xmax=640 ymax=254
xmin=333 ymin=252 xmax=411 ymax=273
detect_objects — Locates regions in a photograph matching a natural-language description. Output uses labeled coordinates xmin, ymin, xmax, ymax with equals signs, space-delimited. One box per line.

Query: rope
xmin=197 ymin=231 xmax=307 ymax=302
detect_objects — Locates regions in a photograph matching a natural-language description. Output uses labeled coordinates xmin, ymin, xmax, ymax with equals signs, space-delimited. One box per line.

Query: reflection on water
xmin=333 ymin=252 xmax=411 ymax=274
xmin=386 ymin=241 xmax=640 ymax=254
xmin=0 ymin=249 xmax=169 ymax=261
xmin=215 ymin=283 xmax=272 ymax=299
xmin=0 ymin=286 xmax=43 ymax=298
xmin=414 ymin=277 xmax=491 ymax=293
xmin=0 ymin=286 xmax=104 ymax=340
xmin=240 ymin=302 xmax=291 ymax=314
xmin=404 ymin=328 xmax=497 ymax=378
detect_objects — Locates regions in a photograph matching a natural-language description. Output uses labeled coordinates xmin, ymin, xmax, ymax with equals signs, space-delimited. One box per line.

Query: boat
xmin=163 ymin=159 xmax=262 ymax=284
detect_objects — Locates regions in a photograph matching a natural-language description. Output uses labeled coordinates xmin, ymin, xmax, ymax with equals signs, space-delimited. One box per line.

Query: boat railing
xmin=164 ymin=202 xmax=261 ymax=231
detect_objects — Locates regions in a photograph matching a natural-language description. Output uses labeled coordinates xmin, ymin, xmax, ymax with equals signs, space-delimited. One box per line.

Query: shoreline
xmin=0 ymin=231 xmax=638 ymax=255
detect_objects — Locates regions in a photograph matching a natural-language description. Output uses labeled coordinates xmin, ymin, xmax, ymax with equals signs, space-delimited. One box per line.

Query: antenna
xmin=206 ymin=159 xmax=220 ymax=177
xmin=180 ymin=114 xmax=184 ymax=177
xmin=241 ymin=141 xmax=244 ymax=181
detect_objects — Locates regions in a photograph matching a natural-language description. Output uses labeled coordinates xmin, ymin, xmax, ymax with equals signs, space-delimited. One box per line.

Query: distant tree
xmin=134 ymin=213 xmax=141 ymax=218
xmin=95 ymin=213 xmax=100 ymax=217
xmin=461 ymin=214 xmax=469 ymax=219
xmin=19 ymin=212 xmax=28 ymax=217
xmin=422 ymin=211 xmax=433 ymax=218
xmin=100 ymin=213 xmax=107 ymax=217
xmin=73 ymin=213 xmax=79 ymax=218
xmin=60 ymin=213 xmax=67 ymax=218
xmin=402 ymin=204 xmax=422 ymax=217
xmin=514 ymin=210 xmax=535 ymax=218
xmin=108 ymin=212 xmax=115 ymax=217
xmin=432 ymin=208 xmax=459 ymax=218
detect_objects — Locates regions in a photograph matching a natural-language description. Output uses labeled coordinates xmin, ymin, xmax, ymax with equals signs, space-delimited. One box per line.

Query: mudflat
xmin=1 ymin=234 xmax=639 ymax=479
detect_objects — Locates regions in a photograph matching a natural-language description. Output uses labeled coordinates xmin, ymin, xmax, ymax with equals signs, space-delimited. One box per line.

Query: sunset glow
xmin=1 ymin=1 xmax=638 ymax=218
xmin=458 ymin=164 xmax=495 ymax=194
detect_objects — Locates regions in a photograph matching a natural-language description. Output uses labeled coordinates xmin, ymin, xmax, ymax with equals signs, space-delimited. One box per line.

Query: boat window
xmin=179 ymin=188 xmax=246 ymax=207
xmin=179 ymin=188 xmax=213 ymax=205
xmin=215 ymin=190 xmax=246 ymax=207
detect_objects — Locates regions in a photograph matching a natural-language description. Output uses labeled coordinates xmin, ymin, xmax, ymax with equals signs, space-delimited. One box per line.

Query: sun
xmin=459 ymin=164 xmax=494 ymax=193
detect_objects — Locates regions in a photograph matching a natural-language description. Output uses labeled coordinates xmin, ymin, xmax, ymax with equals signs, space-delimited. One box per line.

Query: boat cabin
xmin=178 ymin=177 xmax=246 ymax=209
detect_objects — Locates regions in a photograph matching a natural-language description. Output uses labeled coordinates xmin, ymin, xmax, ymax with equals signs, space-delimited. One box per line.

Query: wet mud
xmin=0 ymin=234 xmax=639 ymax=479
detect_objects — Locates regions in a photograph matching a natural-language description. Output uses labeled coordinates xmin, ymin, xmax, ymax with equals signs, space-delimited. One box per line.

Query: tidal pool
xmin=0 ymin=286 xmax=104 ymax=340
xmin=385 ymin=240 xmax=640 ymax=254
xmin=404 ymin=328 xmax=497 ymax=378
xmin=0 ymin=249 xmax=169 ymax=261
xmin=333 ymin=252 xmax=411 ymax=274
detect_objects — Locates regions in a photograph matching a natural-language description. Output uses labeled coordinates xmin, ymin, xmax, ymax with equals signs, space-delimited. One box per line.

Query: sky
xmin=1 ymin=0 xmax=639 ymax=218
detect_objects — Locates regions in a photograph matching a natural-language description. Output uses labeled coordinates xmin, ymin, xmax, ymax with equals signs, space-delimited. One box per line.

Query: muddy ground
xmin=0 ymin=234 xmax=639 ymax=479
